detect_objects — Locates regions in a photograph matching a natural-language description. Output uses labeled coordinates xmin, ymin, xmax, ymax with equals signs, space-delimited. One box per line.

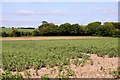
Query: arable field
xmin=0 ymin=28 xmax=34 ymax=33
xmin=1 ymin=37 xmax=119 ymax=79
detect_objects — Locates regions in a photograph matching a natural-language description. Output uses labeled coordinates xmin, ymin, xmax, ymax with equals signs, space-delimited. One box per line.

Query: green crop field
xmin=2 ymin=37 xmax=118 ymax=72
xmin=0 ymin=28 xmax=34 ymax=33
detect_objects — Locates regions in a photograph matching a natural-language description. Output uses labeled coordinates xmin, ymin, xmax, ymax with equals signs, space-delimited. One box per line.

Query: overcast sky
xmin=0 ymin=2 xmax=118 ymax=28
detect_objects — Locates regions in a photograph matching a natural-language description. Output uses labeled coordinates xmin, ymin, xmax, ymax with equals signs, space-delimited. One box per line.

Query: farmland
xmin=1 ymin=37 xmax=119 ymax=78
xmin=0 ymin=28 xmax=34 ymax=33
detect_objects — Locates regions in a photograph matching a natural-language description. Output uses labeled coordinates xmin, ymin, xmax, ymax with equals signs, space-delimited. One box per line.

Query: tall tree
xmin=59 ymin=23 xmax=71 ymax=35
xmin=38 ymin=21 xmax=49 ymax=29
xmin=86 ymin=22 xmax=101 ymax=36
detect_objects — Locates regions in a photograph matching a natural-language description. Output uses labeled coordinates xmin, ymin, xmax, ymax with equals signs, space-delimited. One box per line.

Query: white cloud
xmin=105 ymin=18 xmax=111 ymax=21
xmin=95 ymin=8 xmax=113 ymax=13
xmin=15 ymin=10 xmax=35 ymax=15
xmin=69 ymin=6 xmax=90 ymax=10
xmin=103 ymin=18 xmax=117 ymax=22
xmin=71 ymin=7 xmax=114 ymax=14
xmin=15 ymin=10 xmax=64 ymax=15
xmin=38 ymin=10 xmax=64 ymax=15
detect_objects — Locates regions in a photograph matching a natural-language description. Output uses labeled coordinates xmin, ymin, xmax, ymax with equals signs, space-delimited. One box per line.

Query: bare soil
xmin=11 ymin=54 xmax=118 ymax=78
xmin=0 ymin=36 xmax=105 ymax=41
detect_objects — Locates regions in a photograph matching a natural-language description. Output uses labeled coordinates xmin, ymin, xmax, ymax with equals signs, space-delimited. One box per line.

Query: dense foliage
xmin=1 ymin=21 xmax=120 ymax=37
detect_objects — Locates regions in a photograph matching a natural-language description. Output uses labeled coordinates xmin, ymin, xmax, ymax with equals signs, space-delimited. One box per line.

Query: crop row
xmin=2 ymin=37 xmax=118 ymax=72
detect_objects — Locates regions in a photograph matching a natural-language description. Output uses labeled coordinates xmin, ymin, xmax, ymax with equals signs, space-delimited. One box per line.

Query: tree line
xmin=1 ymin=21 xmax=120 ymax=37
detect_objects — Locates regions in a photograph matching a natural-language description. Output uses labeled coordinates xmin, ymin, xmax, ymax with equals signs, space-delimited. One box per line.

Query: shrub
xmin=1 ymin=32 xmax=8 ymax=37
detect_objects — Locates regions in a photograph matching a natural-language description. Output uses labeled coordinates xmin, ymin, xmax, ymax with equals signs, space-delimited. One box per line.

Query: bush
xmin=32 ymin=30 xmax=40 ymax=36
xmin=11 ymin=30 xmax=21 ymax=37
xmin=1 ymin=32 xmax=8 ymax=37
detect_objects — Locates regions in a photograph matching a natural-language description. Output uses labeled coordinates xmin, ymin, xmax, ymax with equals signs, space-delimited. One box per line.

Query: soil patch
xmin=0 ymin=36 xmax=104 ymax=41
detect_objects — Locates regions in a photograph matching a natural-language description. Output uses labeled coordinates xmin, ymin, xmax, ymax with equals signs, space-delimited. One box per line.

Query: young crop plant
xmin=2 ymin=37 xmax=118 ymax=78
xmin=24 ymin=70 xmax=31 ymax=78
xmin=57 ymin=66 xmax=76 ymax=78
xmin=41 ymin=74 xmax=50 ymax=80
xmin=65 ymin=67 xmax=75 ymax=77
xmin=110 ymin=67 xmax=120 ymax=79
xmin=0 ymin=71 xmax=23 ymax=80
